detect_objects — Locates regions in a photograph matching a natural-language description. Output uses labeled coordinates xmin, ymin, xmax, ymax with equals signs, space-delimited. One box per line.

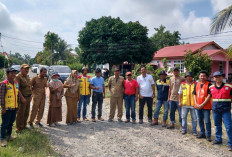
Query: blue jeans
xmin=124 ymin=95 xmax=136 ymax=121
xmin=1 ymin=109 xmax=17 ymax=140
xmin=78 ymin=95 xmax=90 ymax=118
xmin=213 ymin=111 xmax=232 ymax=146
xmin=91 ymin=92 xmax=103 ymax=119
xmin=195 ymin=109 xmax=211 ymax=137
xmin=169 ymin=100 xmax=182 ymax=124
xmin=182 ymin=107 xmax=197 ymax=133
xmin=153 ymin=100 xmax=169 ymax=120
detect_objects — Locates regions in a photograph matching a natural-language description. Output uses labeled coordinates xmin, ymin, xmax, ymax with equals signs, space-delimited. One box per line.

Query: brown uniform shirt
xmin=15 ymin=72 xmax=32 ymax=96
xmin=31 ymin=75 xmax=47 ymax=98
xmin=108 ymin=76 xmax=124 ymax=97
xmin=169 ymin=76 xmax=185 ymax=101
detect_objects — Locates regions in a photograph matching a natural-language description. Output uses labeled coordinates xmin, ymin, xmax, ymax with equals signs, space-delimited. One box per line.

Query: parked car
xmin=11 ymin=65 xmax=21 ymax=74
xmin=31 ymin=64 xmax=39 ymax=73
xmin=48 ymin=65 xmax=71 ymax=83
xmin=37 ymin=65 xmax=49 ymax=75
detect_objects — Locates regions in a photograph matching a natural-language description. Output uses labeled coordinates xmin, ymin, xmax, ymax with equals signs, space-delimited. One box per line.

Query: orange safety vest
xmin=195 ymin=81 xmax=212 ymax=110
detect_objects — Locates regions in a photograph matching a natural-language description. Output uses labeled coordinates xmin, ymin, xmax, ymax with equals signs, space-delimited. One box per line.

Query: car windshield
xmin=11 ymin=65 xmax=20 ymax=71
xmin=53 ymin=66 xmax=71 ymax=73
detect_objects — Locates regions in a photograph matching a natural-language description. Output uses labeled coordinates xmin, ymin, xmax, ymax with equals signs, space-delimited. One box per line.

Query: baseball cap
xmin=126 ymin=72 xmax=132 ymax=76
xmin=95 ymin=68 xmax=101 ymax=73
xmin=185 ymin=72 xmax=194 ymax=78
xmin=6 ymin=68 xmax=17 ymax=73
xmin=21 ymin=64 xmax=30 ymax=69
xmin=213 ymin=71 xmax=223 ymax=77
xmin=114 ymin=67 xmax=120 ymax=72
xmin=159 ymin=70 xmax=167 ymax=76
xmin=173 ymin=67 xmax=179 ymax=71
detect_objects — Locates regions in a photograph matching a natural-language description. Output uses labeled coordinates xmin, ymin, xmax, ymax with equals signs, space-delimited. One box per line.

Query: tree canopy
xmin=183 ymin=50 xmax=213 ymax=80
xmin=78 ymin=16 xmax=153 ymax=67
xmin=150 ymin=25 xmax=181 ymax=52
xmin=210 ymin=5 xmax=232 ymax=33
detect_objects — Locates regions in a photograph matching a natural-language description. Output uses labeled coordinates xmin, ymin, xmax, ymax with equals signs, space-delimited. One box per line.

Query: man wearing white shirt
xmin=137 ymin=66 xmax=155 ymax=124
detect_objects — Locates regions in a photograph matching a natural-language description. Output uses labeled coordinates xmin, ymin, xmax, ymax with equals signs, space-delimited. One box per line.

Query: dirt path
xmin=38 ymin=96 xmax=232 ymax=157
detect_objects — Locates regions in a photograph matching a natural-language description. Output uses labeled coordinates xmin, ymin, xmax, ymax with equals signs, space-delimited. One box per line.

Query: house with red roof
xmin=152 ymin=41 xmax=231 ymax=80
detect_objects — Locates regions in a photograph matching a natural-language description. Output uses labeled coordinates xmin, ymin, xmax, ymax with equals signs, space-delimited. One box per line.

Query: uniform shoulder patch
xmin=225 ymin=83 xmax=232 ymax=88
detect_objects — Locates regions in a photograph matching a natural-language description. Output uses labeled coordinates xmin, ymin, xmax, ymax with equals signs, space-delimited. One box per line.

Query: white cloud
xmin=211 ymin=0 xmax=232 ymax=12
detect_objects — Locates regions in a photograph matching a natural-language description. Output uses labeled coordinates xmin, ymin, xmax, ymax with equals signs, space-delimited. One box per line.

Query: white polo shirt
xmin=137 ymin=74 xmax=155 ymax=97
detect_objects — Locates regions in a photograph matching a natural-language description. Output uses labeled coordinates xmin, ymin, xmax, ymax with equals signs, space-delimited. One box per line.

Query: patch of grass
xmin=87 ymin=73 xmax=95 ymax=78
xmin=0 ymin=116 xmax=58 ymax=157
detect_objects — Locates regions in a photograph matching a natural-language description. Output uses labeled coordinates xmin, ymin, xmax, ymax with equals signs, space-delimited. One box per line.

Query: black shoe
xmin=108 ymin=119 xmax=113 ymax=122
xmin=118 ymin=119 xmax=123 ymax=122
xmin=139 ymin=119 xmax=143 ymax=124
xmin=206 ymin=136 xmax=212 ymax=142
xmin=197 ymin=134 xmax=206 ymax=139
xmin=212 ymin=140 xmax=222 ymax=145
xmin=36 ymin=123 xmax=43 ymax=128
xmin=182 ymin=130 xmax=187 ymax=135
xmin=228 ymin=146 xmax=232 ymax=151
xmin=28 ymin=123 xmax=34 ymax=129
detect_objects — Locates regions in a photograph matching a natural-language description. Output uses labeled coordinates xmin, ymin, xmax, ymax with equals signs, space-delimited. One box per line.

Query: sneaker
xmin=148 ymin=119 xmax=152 ymax=123
xmin=167 ymin=124 xmax=175 ymax=129
xmin=92 ymin=118 xmax=96 ymax=122
xmin=108 ymin=119 xmax=113 ymax=122
xmin=77 ymin=118 xmax=81 ymax=123
xmin=1 ymin=140 xmax=7 ymax=147
xmin=98 ymin=117 xmax=104 ymax=121
xmin=83 ymin=117 xmax=89 ymax=121
xmin=212 ymin=140 xmax=222 ymax=145
xmin=228 ymin=146 xmax=232 ymax=151
xmin=197 ymin=134 xmax=206 ymax=139
xmin=125 ymin=119 xmax=130 ymax=123
xmin=67 ymin=123 xmax=71 ymax=125
xmin=139 ymin=119 xmax=143 ymax=124
xmin=192 ymin=133 xmax=198 ymax=136
xmin=28 ymin=123 xmax=34 ymax=129
xmin=182 ymin=130 xmax=187 ymax=135
xmin=132 ymin=120 xmax=136 ymax=124
xmin=35 ymin=123 xmax=43 ymax=128
xmin=206 ymin=136 xmax=212 ymax=142
xmin=54 ymin=122 xmax=61 ymax=126
xmin=8 ymin=136 xmax=17 ymax=141
xmin=48 ymin=123 xmax=56 ymax=127
xmin=118 ymin=119 xmax=123 ymax=122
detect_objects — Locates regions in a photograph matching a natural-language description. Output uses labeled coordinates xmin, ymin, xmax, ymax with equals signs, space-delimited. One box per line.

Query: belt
xmin=213 ymin=99 xmax=231 ymax=102
xmin=23 ymin=94 xmax=32 ymax=97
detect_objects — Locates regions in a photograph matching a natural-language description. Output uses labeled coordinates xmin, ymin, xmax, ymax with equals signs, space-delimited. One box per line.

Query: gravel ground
xmin=29 ymin=72 xmax=232 ymax=157
xmin=38 ymin=96 xmax=232 ymax=157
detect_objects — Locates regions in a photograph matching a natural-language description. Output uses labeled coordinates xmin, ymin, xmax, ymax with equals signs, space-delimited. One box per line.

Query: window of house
xmin=174 ymin=60 xmax=184 ymax=73
xmin=219 ymin=61 xmax=223 ymax=73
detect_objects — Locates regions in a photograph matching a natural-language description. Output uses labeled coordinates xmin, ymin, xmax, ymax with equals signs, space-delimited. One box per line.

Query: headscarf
xmin=49 ymin=77 xmax=64 ymax=99
xmin=65 ymin=70 xmax=79 ymax=94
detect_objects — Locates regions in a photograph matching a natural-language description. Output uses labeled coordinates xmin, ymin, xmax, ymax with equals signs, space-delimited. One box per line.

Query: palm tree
xmin=210 ymin=5 xmax=232 ymax=33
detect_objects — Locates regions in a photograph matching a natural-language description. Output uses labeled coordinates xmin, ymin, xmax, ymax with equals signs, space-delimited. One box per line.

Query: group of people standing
xmin=0 ymin=64 xmax=232 ymax=151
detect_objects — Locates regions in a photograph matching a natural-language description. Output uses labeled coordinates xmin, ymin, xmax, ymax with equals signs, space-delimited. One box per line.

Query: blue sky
xmin=0 ymin=0 xmax=231 ymax=57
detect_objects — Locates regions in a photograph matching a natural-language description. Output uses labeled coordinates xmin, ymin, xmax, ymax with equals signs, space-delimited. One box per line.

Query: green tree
xmin=150 ymin=25 xmax=181 ymax=52
xmin=183 ymin=50 xmax=213 ymax=80
xmin=210 ymin=5 xmax=232 ymax=33
xmin=0 ymin=55 xmax=9 ymax=68
xmin=78 ymin=16 xmax=153 ymax=68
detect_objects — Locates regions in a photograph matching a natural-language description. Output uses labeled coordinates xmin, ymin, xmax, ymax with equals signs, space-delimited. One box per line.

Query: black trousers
xmin=139 ymin=97 xmax=153 ymax=120
xmin=91 ymin=92 xmax=103 ymax=119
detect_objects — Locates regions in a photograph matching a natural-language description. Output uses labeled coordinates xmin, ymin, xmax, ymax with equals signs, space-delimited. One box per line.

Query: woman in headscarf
xmin=64 ymin=70 xmax=80 ymax=125
xmin=47 ymin=72 xmax=64 ymax=127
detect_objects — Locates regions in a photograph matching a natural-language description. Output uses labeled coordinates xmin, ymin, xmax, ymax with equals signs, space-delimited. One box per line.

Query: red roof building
xmin=152 ymin=41 xmax=231 ymax=80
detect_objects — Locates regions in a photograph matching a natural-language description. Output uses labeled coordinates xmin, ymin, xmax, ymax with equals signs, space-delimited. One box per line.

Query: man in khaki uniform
xmin=15 ymin=64 xmax=32 ymax=132
xmin=28 ymin=67 xmax=48 ymax=128
xmin=108 ymin=68 xmax=124 ymax=122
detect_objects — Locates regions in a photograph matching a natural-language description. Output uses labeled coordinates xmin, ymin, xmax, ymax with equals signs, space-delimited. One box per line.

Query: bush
xmin=0 ymin=69 xmax=5 ymax=81
xmin=67 ymin=62 xmax=83 ymax=72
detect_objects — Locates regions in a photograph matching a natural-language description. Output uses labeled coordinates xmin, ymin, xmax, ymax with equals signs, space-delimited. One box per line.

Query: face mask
xmin=52 ymin=79 xmax=58 ymax=82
